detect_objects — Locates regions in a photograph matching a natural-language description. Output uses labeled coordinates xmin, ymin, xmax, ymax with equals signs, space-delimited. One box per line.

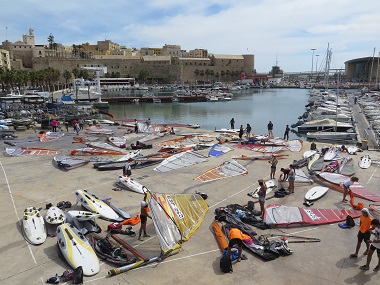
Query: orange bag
xmin=349 ymin=191 xmax=364 ymax=210
xmin=212 ymin=221 xmax=228 ymax=251
xmin=122 ymin=215 xmax=141 ymax=226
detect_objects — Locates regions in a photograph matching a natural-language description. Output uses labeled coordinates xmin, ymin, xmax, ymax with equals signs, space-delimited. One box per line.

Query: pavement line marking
xmin=0 ymin=161 xmax=37 ymax=264
xmin=367 ymin=163 xmax=378 ymax=184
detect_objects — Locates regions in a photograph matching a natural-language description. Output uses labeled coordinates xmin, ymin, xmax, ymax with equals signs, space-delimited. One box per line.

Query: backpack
xmin=61 ymin=269 xmax=74 ymax=282
xmin=220 ymin=256 xmax=233 ymax=273
xmin=346 ymin=215 xmax=355 ymax=227
xmin=72 ymin=266 xmax=83 ymax=284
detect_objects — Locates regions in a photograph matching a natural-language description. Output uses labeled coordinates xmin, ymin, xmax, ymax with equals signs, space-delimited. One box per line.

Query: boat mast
xmin=369 ymin=47 xmax=376 ymax=88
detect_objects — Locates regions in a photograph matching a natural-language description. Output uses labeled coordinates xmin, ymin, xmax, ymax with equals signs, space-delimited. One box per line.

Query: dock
xmin=350 ymin=93 xmax=380 ymax=150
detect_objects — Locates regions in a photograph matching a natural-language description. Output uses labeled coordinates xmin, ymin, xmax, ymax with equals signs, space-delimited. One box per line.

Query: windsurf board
xmin=75 ymin=190 xmax=122 ymax=221
xmin=22 ymin=207 xmax=47 ymax=245
xmin=116 ymin=176 xmax=147 ymax=194
xmin=305 ymin=186 xmax=329 ymax=201
xmin=65 ymin=210 xmax=100 ymax=221
xmin=358 ymin=155 xmax=371 ymax=169
xmin=57 ymin=223 xmax=100 ymax=276
xmin=44 ymin=206 xmax=66 ymax=224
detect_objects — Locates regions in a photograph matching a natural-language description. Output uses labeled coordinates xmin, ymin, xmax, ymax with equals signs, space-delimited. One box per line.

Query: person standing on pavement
xmin=359 ymin=219 xmax=380 ymax=271
xmin=350 ymin=208 xmax=373 ymax=258
xmin=283 ymin=125 xmax=290 ymax=140
xmin=246 ymin=124 xmax=252 ymax=139
xmin=268 ymin=154 xmax=278 ymax=179
xmin=267 ymin=121 xmax=273 ymax=137
xmin=287 ymin=164 xmax=296 ymax=194
xmin=138 ymin=198 xmax=152 ymax=241
xmin=230 ymin=118 xmax=235 ymax=129
xmin=123 ymin=160 xmax=132 ymax=177
xmin=257 ymin=180 xmax=267 ymax=218
xmin=238 ymin=125 xmax=244 ymax=141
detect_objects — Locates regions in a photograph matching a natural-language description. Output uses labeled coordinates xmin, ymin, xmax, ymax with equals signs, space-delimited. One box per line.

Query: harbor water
xmin=107 ymin=88 xmax=309 ymax=140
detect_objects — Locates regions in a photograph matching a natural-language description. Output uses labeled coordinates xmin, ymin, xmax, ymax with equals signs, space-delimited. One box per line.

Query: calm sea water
xmin=107 ymin=88 xmax=309 ymax=140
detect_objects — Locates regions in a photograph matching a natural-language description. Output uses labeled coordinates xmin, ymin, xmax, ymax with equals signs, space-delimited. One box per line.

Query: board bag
xmin=220 ymin=256 xmax=233 ymax=273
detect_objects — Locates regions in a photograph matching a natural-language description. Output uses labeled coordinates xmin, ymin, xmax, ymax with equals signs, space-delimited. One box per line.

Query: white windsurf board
xmin=44 ymin=206 xmax=66 ymax=224
xmin=305 ymin=186 xmax=329 ymax=201
xmin=117 ymin=175 xmax=147 ymax=194
xmin=57 ymin=223 xmax=99 ymax=276
xmin=358 ymin=155 xmax=371 ymax=169
xmin=22 ymin=207 xmax=47 ymax=245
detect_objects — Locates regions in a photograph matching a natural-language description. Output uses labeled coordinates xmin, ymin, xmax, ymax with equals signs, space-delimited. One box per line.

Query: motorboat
xmin=306 ymin=131 xmax=356 ymax=141
xmin=297 ymin=119 xmax=354 ymax=133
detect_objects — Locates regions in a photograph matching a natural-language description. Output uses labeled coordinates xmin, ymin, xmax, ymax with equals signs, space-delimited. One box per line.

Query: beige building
xmin=0 ymin=48 xmax=11 ymax=69
xmin=345 ymin=57 xmax=380 ymax=82
xmin=1 ymin=28 xmax=255 ymax=83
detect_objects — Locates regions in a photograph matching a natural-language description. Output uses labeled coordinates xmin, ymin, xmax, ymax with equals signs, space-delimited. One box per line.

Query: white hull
xmin=306 ymin=131 xmax=356 ymax=140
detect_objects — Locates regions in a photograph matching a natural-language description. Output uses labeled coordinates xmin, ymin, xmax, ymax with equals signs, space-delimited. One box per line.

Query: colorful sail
xmin=154 ymin=150 xmax=208 ymax=172
xmin=194 ymin=160 xmax=248 ymax=182
xmin=264 ymin=204 xmax=360 ymax=227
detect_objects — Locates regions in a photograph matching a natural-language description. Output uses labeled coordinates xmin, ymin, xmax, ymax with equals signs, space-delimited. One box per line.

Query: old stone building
xmin=1 ymin=28 xmax=255 ymax=83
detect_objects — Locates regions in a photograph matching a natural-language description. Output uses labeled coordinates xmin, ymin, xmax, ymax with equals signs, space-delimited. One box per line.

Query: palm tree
xmin=63 ymin=70 xmax=72 ymax=89
xmin=47 ymin=33 xmax=55 ymax=49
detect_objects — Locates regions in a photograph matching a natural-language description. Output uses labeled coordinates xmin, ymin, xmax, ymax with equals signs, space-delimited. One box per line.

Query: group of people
xmin=230 ymin=118 xmax=290 ymax=140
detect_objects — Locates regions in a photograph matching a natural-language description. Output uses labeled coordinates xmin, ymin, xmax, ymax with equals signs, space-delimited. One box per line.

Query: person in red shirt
xmin=227 ymin=228 xmax=243 ymax=262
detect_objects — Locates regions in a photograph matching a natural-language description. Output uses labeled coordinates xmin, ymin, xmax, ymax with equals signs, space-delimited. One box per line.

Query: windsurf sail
xmin=233 ymin=144 xmax=287 ymax=153
xmin=194 ymin=160 xmax=248 ymax=182
xmin=154 ymin=150 xmax=208 ymax=172
xmin=5 ymin=147 xmax=60 ymax=156
xmin=315 ymin=172 xmax=380 ymax=202
xmin=86 ymin=125 xmax=114 ymax=135
xmin=369 ymin=204 xmax=380 ymax=219
xmin=231 ymin=153 xmax=288 ymax=160
xmin=284 ymin=139 xmax=303 ymax=152
xmin=88 ymin=142 xmax=128 ymax=154
xmin=338 ymin=157 xmax=355 ymax=176
xmin=53 ymin=155 xmax=90 ymax=170
xmin=264 ymin=204 xmax=360 ymax=227
xmin=39 ymin=131 xmax=65 ymax=142
xmin=308 ymin=154 xmax=324 ymax=172
xmin=292 ymin=169 xmax=313 ymax=183
xmin=108 ymin=190 xmax=208 ymax=276
xmin=208 ymin=144 xmax=232 ymax=157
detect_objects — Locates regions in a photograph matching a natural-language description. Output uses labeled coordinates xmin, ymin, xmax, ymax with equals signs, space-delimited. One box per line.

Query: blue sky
xmin=2 ymin=0 xmax=380 ymax=73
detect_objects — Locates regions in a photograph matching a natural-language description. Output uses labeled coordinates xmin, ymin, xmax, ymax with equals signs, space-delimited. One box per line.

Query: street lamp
xmin=310 ymin=48 xmax=316 ymax=83
xmin=315 ymin=55 xmax=320 ymax=80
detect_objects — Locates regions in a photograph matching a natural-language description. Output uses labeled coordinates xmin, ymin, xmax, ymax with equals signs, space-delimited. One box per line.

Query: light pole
xmin=310 ymin=48 xmax=316 ymax=83
xmin=315 ymin=55 xmax=319 ymax=82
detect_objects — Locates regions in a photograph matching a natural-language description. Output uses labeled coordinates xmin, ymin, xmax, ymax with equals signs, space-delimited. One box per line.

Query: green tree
xmin=72 ymin=68 xmax=80 ymax=78
xmin=63 ymin=70 xmax=72 ymax=88
xmin=47 ymin=33 xmax=55 ymax=49
xmin=194 ymin=69 xmax=200 ymax=80
xmin=138 ymin=69 xmax=149 ymax=83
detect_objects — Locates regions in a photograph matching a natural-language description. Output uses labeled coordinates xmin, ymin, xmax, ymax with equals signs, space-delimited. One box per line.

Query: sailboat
xmin=306 ymin=46 xmax=356 ymax=142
